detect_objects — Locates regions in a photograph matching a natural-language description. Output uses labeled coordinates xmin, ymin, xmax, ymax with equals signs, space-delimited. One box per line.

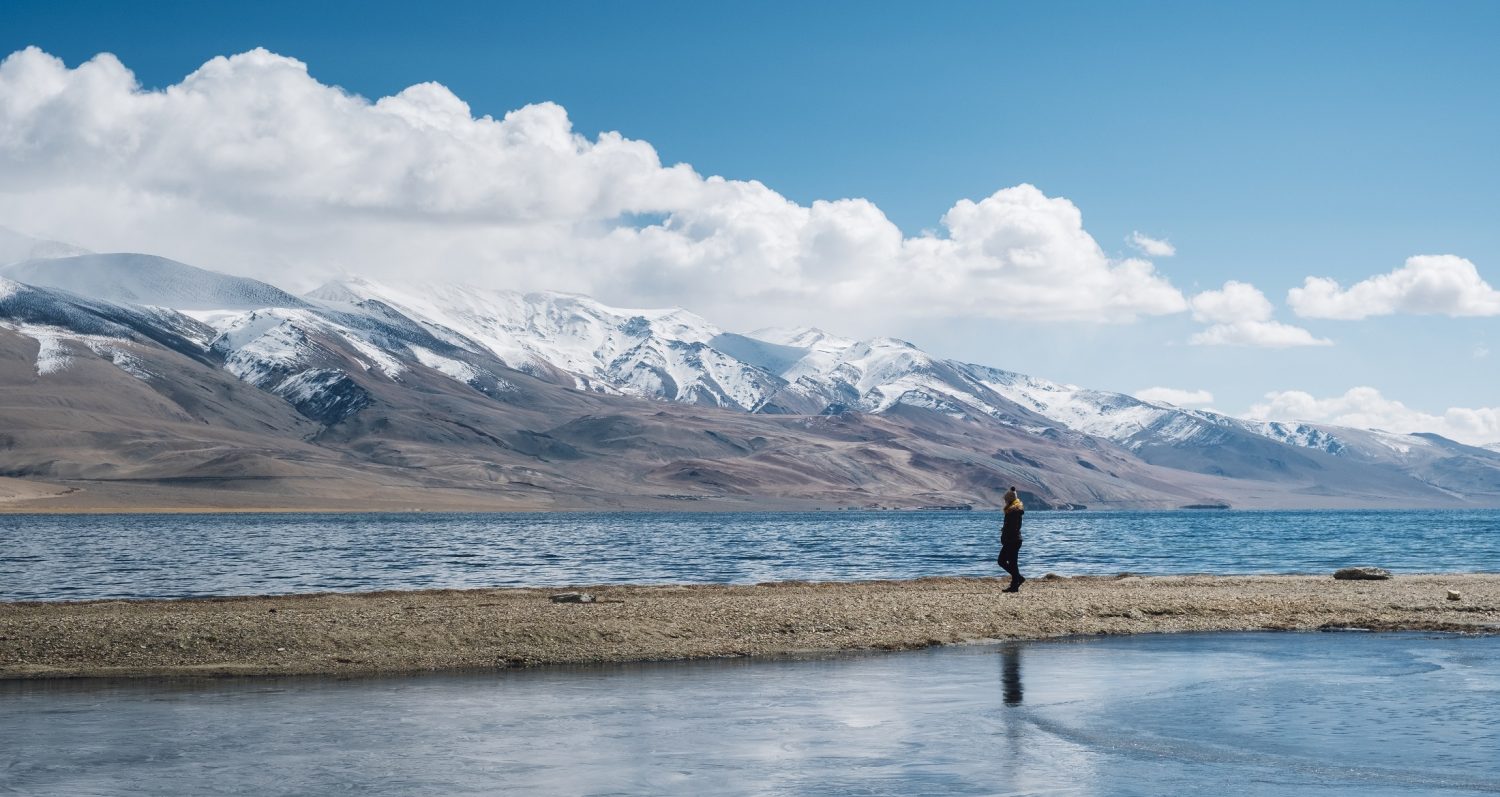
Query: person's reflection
xmin=1001 ymin=645 xmax=1023 ymax=705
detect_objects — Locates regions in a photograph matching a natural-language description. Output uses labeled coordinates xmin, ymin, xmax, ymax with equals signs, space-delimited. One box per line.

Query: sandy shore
xmin=3 ymin=574 xmax=1498 ymax=680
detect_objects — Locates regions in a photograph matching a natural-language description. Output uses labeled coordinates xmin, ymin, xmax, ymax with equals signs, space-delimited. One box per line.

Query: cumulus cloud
xmin=1134 ymin=387 xmax=1213 ymax=406
xmin=1288 ymin=255 xmax=1500 ymax=319
xmin=1127 ymin=231 xmax=1175 ymax=257
xmin=0 ymin=47 xmax=1189 ymax=331
xmin=1248 ymin=387 xmax=1500 ymax=446
xmin=1187 ymin=281 xmax=1331 ymax=347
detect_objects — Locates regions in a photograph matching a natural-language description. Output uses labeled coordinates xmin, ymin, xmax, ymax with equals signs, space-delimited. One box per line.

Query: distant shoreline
xmin=8 ymin=477 xmax=1500 ymax=515
xmin=9 ymin=502 xmax=1500 ymax=516
xmin=4 ymin=574 xmax=1497 ymax=681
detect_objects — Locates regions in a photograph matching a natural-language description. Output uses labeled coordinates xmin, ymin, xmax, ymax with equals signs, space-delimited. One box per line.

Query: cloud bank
xmin=1188 ymin=281 xmax=1330 ymax=347
xmin=0 ymin=47 xmax=1188 ymax=331
xmin=1288 ymin=255 xmax=1500 ymax=319
xmin=1248 ymin=387 xmax=1500 ymax=446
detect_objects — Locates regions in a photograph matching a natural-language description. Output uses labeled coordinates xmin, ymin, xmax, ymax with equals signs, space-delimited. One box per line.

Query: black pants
xmin=997 ymin=538 xmax=1022 ymax=583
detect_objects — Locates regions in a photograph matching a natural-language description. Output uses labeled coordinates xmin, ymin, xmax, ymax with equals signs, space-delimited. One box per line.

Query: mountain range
xmin=3 ymin=227 xmax=1499 ymax=511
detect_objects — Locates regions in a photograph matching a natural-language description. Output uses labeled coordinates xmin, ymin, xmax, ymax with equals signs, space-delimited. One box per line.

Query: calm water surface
xmin=2 ymin=509 xmax=1498 ymax=601
xmin=3 ymin=632 xmax=1497 ymax=796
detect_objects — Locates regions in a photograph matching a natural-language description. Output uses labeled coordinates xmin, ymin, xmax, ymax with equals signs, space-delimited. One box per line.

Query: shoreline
xmin=4 ymin=574 xmax=1497 ymax=681
xmin=7 ymin=478 xmax=1500 ymax=515
xmin=10 ymin=505 xmax=1500 ymax=516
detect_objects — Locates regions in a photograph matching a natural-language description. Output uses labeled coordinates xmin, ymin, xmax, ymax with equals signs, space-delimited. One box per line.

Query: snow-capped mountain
xmin=295 ymin=281 xmax=1075 ymax=431
xmin=4 ymin=253 xmax=308 ymax=311
xmin=305 ymin=278 xmax=785 ymax=412
xmin=736 ymin=327 xmax=1357 ymax=463
xmin=0 ymin=225 xmax=89 ymax=266
xmin=2 ymin=258 xmax=514 ymax=428
xmin=3 ymin=244 xmax=1499 ymax=510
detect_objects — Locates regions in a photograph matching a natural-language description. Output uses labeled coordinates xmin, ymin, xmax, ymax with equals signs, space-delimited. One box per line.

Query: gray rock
xmin=550 ymin=592 xmax=595 ymax=604
xmin=1333 ymin=567 xmax=1392 ymax=581
xmin=1447 ymin=590 xmax=1462 ymax=601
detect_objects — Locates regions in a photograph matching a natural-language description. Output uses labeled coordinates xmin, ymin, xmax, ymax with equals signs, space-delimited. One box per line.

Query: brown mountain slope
xmin=1 ymin=312 xmax=1268 ymax=511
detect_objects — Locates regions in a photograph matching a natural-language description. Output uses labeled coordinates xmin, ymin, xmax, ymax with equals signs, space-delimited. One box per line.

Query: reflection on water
xmin=1001 ymin=645 xmax=1023 ymax=706
xmin=3 ymin=632 xmax=1498 ymax=796
xmin=3 ymin=509 xmax=1500 ymax=601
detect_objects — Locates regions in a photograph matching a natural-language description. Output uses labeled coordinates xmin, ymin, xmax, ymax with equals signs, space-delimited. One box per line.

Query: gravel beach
xmin=4 ymin=574 xmax=1498 ymax=680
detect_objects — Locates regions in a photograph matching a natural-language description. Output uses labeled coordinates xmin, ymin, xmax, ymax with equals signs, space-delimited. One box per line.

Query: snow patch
xmin=84 ymin=340 xmax=153 ymax=380
xmin=342 ymin=333 xmax=406 ymax=378
xmin=276 ymin=369 xmax=336 ymax=403
xmin=409 ymin=345 xmax=479 ymax=384
xmin=1363 ymin=430 xmax=1434 ymax=456
xmin=29 ymin=327 xmax=73 ymax=374
xmin=180 ymin=308 xmax=251 ymax=330
xmin=0 ymin=321 xmax=148 ymax=379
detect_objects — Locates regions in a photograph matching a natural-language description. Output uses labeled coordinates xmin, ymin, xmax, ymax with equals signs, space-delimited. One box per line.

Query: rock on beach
xmin=549 ymin=592 xmax=595 ymax=604
xmin=1333 ymin=567 xmax=1392 ymax=580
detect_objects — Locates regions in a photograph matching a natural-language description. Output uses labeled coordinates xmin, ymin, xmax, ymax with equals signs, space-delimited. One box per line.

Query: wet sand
xmin=3 ymin=574 xmax=1497 ymax=680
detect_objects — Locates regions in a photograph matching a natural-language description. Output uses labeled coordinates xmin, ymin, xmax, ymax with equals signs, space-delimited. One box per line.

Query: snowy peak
xmin=0 ymin=226 xmax=90 ymax=266
xmin=962 ymin=361 xmax=1359 ymax=457
xmin=750 ymin=326 xmax=855 ymax=354
xmin=304 ymin=277 xmax=781 ymax=411
xmin=731 ymin=328 xmax=1049 ymax=422
xmin=303 ymin=279 xmax=367 ymax=305
xmin=2 ymin=253 xmax=309 ymax=311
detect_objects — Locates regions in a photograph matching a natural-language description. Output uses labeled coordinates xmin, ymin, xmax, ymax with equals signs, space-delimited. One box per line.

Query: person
xmin=997 ymin=486 xmax=1025 ymax=592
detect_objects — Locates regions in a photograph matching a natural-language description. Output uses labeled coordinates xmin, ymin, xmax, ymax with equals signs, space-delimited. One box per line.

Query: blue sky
xmin=2 ymin=1 xmax=1497 ymax=439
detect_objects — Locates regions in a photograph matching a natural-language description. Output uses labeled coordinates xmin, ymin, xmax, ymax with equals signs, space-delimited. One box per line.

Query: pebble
xmin=1448 ymin=590 xmax=1462 ymax=601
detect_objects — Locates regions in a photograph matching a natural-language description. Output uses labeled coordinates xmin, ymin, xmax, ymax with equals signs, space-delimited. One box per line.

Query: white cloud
xmin=1190 ymin=321 xmax=1330 ymax=348
xmin=1288 ymin=255 xmax=1500 ymax=319
xmin=1127 ymin=231 xmax=1175 ymax=257
xmin=1134 ymin=387 xmax=1213 ymax=406
xmin=1187 ymin=281 xmax=1331 ymax=347
xmin=1189 ymin=280 xmax=1273 ymax=326
xmin=1248 ymin=387 xmax=1500 ymax=446
xmin=1476 ymin=345 xmax=1491 ymax=360
xmin=0 ymin=47 xmax=1189 ymax=332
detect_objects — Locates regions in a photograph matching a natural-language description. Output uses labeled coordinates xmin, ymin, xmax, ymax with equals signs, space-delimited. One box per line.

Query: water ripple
xmin=0 ymin=509 xmax=1496 ymax=601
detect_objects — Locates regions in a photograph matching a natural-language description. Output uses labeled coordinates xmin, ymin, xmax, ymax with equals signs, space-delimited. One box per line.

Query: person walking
xmin=997 ymin=486 xmax=1025 ymax=592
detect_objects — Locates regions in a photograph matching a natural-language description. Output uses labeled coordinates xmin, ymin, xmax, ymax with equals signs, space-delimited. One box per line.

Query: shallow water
xmin=2 ymin=632 xmax=1497 ymax=795
xmin=3 ymin=509 xmax=1499 ymax=601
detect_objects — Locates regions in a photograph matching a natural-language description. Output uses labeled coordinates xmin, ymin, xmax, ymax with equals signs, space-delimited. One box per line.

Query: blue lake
xmin=3 ymin=632 xmax=1498 ymax=796
xmin=3 ymin=509 xmax=1499 ymax=601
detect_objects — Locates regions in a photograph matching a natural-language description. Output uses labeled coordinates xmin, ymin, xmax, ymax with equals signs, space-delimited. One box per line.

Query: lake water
xmin=3 ymin=509 xmax=1499 ymax=601
xmin=3 ymin=632 xmax=1497 ymax=796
